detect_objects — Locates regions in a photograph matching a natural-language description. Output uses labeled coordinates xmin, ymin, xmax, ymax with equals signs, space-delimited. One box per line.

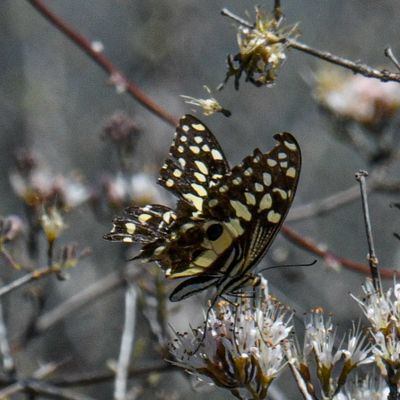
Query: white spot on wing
xmin=230 ymin=200 xmax=252 ymax=221
xmin=267 ymin=210 xmax=281 ymax=224
xmin=263 ymin=172 xmax=272 ymax=186
xmin=125 ymin=223 xmax=136 ymax=234
xmin=211 ymin=149 xmax=223 ymax=160
xmin=258 ymin=193 xmax=272 ymax=211
xmin=191 ymin=183 xmax=208 ymax=197
xmin=195 ymin=160 xmax=209 ymax=175
xmin=286 ymin=167 xmax=296 ymax=178
xmin=192 ymin=123 xmax=206 ymax=131
xmin=189 ymin=145 xmax=200 ymax=154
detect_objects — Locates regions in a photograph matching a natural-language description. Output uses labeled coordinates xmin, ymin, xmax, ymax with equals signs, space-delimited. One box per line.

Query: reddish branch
xmin=281 ymin=225 xmax=400 ymax=279
xmin=26 ymin=0 xmax=178 ymax=127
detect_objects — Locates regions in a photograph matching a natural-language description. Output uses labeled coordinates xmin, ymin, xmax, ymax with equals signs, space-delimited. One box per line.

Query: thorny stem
xmin=26 ymin=0 xmax=178 ymax=127
xmin=221 ymin=8 xmax=400 ymax=83
xmin=355 ymin=170 xmax=381 ymax=292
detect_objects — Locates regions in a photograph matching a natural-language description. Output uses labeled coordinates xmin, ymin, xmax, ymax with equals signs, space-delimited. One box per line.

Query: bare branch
xmin=0 ymin=267 xmax=60 ymax=298
xmin=114 ymin=284 xmax=137 ymax=400
xmin=355 ymin=170 xmax=381 ymax=292
xmin=0 ymin=300 xmax=15 ymax=375
xmin=25 ymin=0 xmax=178 ymax=127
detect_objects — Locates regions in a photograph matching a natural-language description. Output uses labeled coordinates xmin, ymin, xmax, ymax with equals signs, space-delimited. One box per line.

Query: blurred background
xmin=1 ymin=0 xmax=400 ymax=398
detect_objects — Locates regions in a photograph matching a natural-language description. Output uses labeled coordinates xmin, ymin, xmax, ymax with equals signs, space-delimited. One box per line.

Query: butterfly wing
xmin=166 ymin=132 xmax=301 ymax=300
xmin=158 ymin=114 xmax=230 ymax=212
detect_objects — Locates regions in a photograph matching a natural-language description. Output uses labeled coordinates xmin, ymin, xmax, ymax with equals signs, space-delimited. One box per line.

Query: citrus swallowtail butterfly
xmin=105 ymin=114 xmax=301 ymax=302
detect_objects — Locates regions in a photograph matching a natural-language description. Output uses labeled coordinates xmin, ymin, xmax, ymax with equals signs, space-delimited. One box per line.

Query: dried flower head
xmin=10 ymin=153 xmax=89 ymax=210
xmin=0 ymin=215 xmax=25 ymax=243
xmin=41 ymin=207 xmax=65 ymax=243
xmin=222 ymin=6 xmax=298 ymax=89
xmin=181 ymin=86 xmax=231 ymax=117
xmin=94 ymin=172 xmax=164 ymax=212
xmin=169 ymin=279 xmax=292 ymax=399
xmin=314 ymin=67 xmax=400 ymax=130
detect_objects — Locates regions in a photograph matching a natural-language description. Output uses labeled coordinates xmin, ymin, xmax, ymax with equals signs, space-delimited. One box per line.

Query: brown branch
xmin=287 ymin=40 xmax=400 ymax=83
xmin=25 ymin=0 xmax=178 ymax=127
xmin=281 ymin=225 xmax=400 ymax=279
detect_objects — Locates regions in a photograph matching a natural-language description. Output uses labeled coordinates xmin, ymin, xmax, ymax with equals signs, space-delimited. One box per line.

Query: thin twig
xmin=385 ymin=47 xmax=400 ymax=72
xmin=25 ymin=0 xmax=178 ymax=127
xmin=48 ymin=364 xmax=175 ymax=388
xmin=0 ymin=300 xmax=15 ymax=376
xmin=355 ymin=170 xmax=381 ymax=292
xmin=0 ymin=267 xmax=60 ymax=298
xmin=114 ymin=284 xmax=137 ymax=400
xmin=281 ymin=225 xmax=400 ymax=279
xmin=221 ymin=7 xmax=400 ymax=83
xmin=0 ymin=247 xmax=21 ymax=270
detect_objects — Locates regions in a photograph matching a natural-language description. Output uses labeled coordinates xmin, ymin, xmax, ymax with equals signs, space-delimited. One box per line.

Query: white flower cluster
xmin=169 ymin=278 xmax=292 ymax=399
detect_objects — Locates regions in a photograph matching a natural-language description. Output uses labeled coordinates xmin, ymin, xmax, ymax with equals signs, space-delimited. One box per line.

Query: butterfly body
xmin=105 ymin=115 xmax=301 ymax=302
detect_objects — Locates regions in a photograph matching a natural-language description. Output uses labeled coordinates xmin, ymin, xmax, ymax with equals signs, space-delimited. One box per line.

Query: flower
xmin=288 ymin=310 xmax=372 ymax=398
xmin=181 ymin=86 xmax=231 ymax=117
xmin=314 ymin=67 xmax=400 ymax=130
xmin=41 ymin=207 xmax=65 ymax=242
xmin=10 ymin=151 xmax=89 ymax=210
xmin=223 ymin=6 xmax=298 ymax=89
xmin=351 ymin=279 xmax=400 ymax=334
xmin=169 ymin=278 xmax=292 ymax=399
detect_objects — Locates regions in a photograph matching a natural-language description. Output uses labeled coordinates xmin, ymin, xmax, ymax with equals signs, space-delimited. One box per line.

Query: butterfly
xmin=105 ymin=114 xmax=301 ymax=303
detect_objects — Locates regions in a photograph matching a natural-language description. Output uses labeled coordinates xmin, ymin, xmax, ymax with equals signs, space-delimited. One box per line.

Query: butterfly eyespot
xmin=206 ymin=223 xmax=223 ymax=241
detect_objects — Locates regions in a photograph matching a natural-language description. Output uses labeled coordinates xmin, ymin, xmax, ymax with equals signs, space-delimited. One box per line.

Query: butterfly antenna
xmin=258 ymin=259 xmax=317 ymax=273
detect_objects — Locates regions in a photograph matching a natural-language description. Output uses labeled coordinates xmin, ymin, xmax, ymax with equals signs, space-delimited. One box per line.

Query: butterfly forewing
xmin=158 ymin=115 xmax=229 ymax=212
xmin=104 ymin=114 xmax=301 ymax=302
